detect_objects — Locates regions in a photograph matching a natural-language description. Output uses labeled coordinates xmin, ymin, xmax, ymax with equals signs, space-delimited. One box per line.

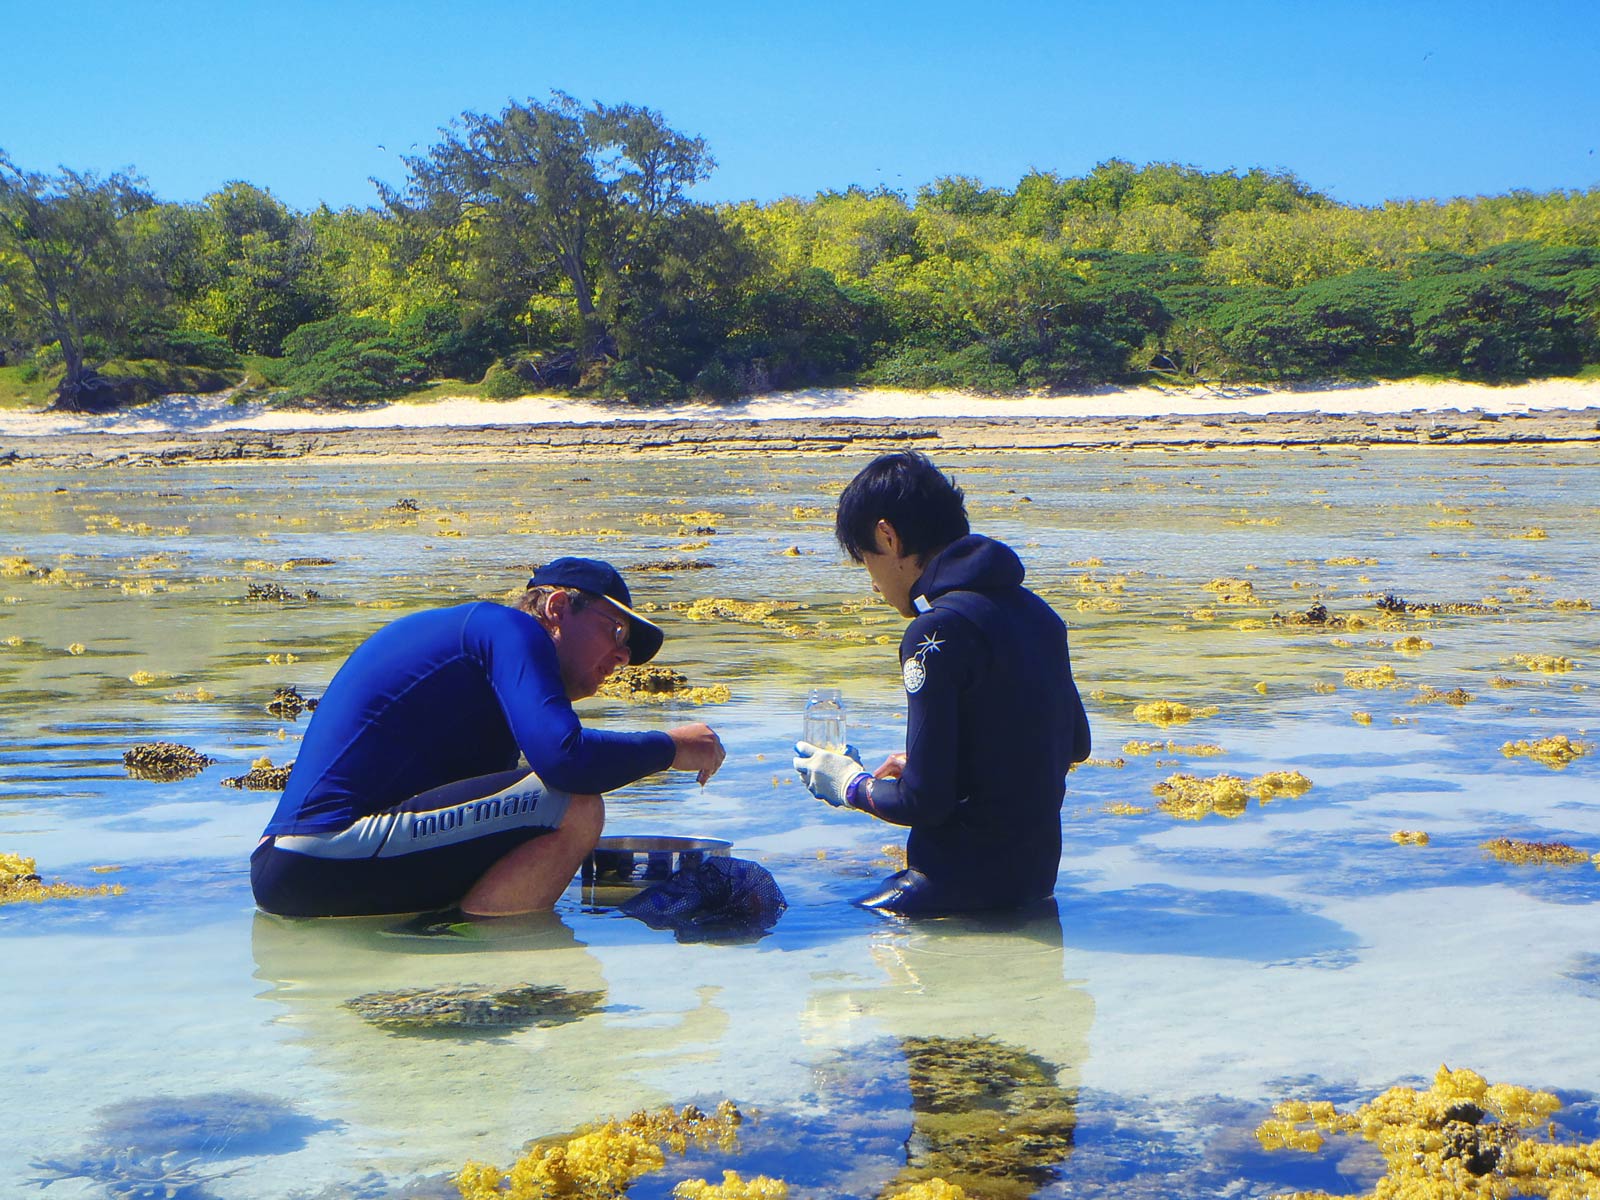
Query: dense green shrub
xmin=595 ymin=358 xmax=689 ymax=404
xmin=863 ymin=344 xmax=1020 ymax=393
xmin=275 ymin=315 xmax=425 ymax=403
xmin=480 ymin=361 xmax=531 ymax=400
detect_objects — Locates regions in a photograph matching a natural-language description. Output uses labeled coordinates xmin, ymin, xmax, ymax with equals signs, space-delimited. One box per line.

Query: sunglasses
xmin=585 ymin=603 xmax=630 ymax=651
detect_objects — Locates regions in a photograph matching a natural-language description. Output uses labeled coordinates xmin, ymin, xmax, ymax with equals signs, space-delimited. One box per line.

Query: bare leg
xmin=459 ymin=793 xmax=604 ymax=916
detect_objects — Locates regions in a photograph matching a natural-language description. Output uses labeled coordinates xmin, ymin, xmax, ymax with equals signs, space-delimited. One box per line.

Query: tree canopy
xmin=4 ymin=99 xmax=1600 ymax=410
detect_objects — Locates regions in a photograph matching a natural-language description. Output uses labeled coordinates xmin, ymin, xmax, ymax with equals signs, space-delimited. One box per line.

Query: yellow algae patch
xmin=1079 ymin=757 xmax=1127 ymax=769
xmin=1132 ymin=700 xmax=1219 ymax=728
xmin=1 ymin=852 xmax=125 ymax=907
xmin=1510 ymin=527 xmax=1550 ymax=539
xmin=1153 ymin=773 xmax=1249 ymax=820
xmin=1482 ymin=838 xmax=1590 ymax=866
xmin=1185 ymin=607 xmax=1218 ymax=621
xmin=1344 ymin=665 xmax=1399 ymax=689
xmin=1203 ymin=578 xmax=1256 ymax=604
xmin=1426 ymin=517 xmax=1475 ymax=528
xmin=1511 ymin=653 xmax=1578 ymax=674
xmin=1393 ymin=635 xmax=1433 ymax=653
xmin=66 ymin=642 xmax=85 ymax=655
xmin=1352 ymin=712 xmax=1372 ymax=725
xmin=1409 ymin=685 xmax=1474 ymax=707
xmin=1552 ymin=598 xmax=1592 ymax=611
xmin=679 ymin=597 xmax=800 ymax=626
xmin=674 ymin=1172 xmax=787 ymax=1200
xmin=1391 ymin=830 xmax=1431 ymax=846
xmin=883 ymin=1182 xmax=969 ymax=1200
xmin=1074 ymin=597 xmax=1123 ymax=613
xmin=1251 ymin=771 xmax=1313 ymax=802
xmin=1102 ymin=802 xmax=1151 ymax=816
xmin=1324 ymin=555 xmax=1378 ymax=566
xmin=1501 ymin=735 xmax=1593 ymax=769
xmin=597 ymin=666 xmax=731 ymax=705
xmin=1073 ymin=573 xmax=1127 ymax=594
xmin=789 ymin=505 xmax=823 ymax=519
xmin=455 ymin=1101 xmax=742 ymax=1200
xmin=1256 ymin=1065 xmax=1591 ymax=1200
xmin=1255 ymin=1119 xmax=1325 ymax=1153
xmin=127 ymin=670 xmax=164 ymax=686
xmin=1154 ymin=770 xmax=1312 ymax=819
xmin=1124 ymin=739 xmax=1222 ymax=756
xmin=1069 ymin=557 xmax=1104 ymax=567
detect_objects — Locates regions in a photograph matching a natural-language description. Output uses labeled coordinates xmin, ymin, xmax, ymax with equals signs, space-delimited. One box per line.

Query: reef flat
xmin=2 ymin=407 xmax=1597 ymax=469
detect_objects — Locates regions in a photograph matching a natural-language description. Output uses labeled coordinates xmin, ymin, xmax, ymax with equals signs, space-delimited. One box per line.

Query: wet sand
xmin=2 ymin=408 xmax=1597 ymax=468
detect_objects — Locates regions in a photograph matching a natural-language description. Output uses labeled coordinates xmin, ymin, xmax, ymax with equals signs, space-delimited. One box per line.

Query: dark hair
xmin=835 ymin=451 xmax=969 ymax=563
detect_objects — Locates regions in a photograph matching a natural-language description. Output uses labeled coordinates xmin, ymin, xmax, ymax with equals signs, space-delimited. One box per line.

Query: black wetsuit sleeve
xmin=853 ymin=611 xmax=978 ymax=828
xmin=1065 ymin=631 xmax=1092 ymax=764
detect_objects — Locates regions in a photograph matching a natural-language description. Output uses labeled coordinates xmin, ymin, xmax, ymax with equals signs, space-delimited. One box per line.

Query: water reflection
xmin=2 ymin=447 xmax=1597 ymax=1197
xmin=249 ymin=909 xmax=732 ymax=1169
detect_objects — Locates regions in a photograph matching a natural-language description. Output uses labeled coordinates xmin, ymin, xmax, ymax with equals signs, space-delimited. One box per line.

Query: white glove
xmin=793 ymin=741 xmax=868 ymax=808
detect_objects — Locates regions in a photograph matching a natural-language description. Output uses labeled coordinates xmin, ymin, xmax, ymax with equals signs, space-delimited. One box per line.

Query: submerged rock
xmin=221 ymin=757 xmax=294 ymax=791
xmin=344 ymin=981 xmax=605 ymax=1035
xmin=266 ymin=685 xmax=319 ymax=719
xmin=246 ymin=581 xmax=320 ymax=602
xmin=123 ymin=741 xmax=216 ymax=781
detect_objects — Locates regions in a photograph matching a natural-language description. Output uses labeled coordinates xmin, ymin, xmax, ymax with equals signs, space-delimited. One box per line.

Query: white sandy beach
xmin=2 ymin=378 xmax=1598 ymax=438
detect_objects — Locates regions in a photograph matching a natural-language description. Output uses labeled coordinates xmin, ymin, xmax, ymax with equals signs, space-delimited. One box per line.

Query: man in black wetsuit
xmin=794 ymin=452 xmax=1091 ymax=913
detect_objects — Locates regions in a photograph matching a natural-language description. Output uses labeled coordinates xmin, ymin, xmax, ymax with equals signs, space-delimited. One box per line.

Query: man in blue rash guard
xmin=252 ymin=557 xmax=726 ymax=919
xmin=794 ymin=452 xmax=1091 ymax=914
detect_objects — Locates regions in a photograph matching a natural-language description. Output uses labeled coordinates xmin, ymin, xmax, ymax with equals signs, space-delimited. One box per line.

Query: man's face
xmin=859 ymin=520 xmax=923 ymax=619
xmin=554 ymin=595 xmax=632 ymax=699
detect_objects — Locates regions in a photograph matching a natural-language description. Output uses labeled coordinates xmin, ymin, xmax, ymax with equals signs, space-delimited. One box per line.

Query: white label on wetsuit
xmin=902 ymin=631 xmax=944 ymax=694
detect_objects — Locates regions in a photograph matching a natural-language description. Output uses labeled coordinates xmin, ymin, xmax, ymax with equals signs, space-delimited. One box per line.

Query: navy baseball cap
xmin=529 ymin=557 xmax=664 ymax=664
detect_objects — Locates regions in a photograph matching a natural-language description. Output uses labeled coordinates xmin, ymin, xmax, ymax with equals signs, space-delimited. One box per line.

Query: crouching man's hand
xmin=794 ymin=741 xmax=869 ymax=808
xmin=669 ymin=723 xmax=726 ymax=785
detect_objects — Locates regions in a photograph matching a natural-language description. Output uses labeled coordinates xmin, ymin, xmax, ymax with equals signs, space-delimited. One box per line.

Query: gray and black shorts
xmin=251 ymin=769 xmax=571 ymax=917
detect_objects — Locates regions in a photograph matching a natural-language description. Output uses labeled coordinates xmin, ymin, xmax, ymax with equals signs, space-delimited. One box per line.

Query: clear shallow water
xmin=1 ymin=447 xmax=1597 ymax=1198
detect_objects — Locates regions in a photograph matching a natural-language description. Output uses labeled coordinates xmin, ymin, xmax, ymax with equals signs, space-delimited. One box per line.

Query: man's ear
xmin=544 ymin=589 xmax=572 ymax=623
xmin=874 ymin=518 xmax=903 ymax=558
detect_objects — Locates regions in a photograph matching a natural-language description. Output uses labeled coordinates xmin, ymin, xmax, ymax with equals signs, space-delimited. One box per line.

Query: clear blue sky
xmin=4 ymin=0 xmax=1597 ymax=212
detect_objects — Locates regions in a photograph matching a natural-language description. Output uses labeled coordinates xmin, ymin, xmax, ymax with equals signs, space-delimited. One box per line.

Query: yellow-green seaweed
xmin=1256 ymin=1064 xmax=1599 ymax=1199
xmin=455 ymin=1101 xmax=743 ymax=1200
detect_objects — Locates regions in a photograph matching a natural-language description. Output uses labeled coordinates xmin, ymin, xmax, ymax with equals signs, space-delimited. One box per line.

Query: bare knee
xmin=564 ymin=793 xmax=604 ymax=849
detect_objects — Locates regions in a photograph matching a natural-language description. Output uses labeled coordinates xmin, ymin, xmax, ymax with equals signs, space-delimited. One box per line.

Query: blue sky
xmin=4 ymin=0 xmax=1597 ymax=212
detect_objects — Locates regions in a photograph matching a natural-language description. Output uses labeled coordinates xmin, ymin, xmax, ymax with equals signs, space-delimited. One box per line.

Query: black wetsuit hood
xmin=911 ymin=534 xmax=1025 ymax=606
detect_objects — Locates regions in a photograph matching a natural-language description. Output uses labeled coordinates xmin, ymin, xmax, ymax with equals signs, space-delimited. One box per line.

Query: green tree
xmin=387 ymin=91 xmax=714 ymax=371
xmin=187 ymin=182 xmax=331 ymax=354
xmin=0 ymin=151 xmax=155 ymax=409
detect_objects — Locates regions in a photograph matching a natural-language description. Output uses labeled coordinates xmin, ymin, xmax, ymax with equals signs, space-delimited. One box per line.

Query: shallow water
xmin=2 ymin=447 xmax=1597 ymax=1198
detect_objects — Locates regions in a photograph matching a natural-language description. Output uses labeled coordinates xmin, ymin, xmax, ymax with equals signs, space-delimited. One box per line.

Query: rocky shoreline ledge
xmin=3 ymin=408 xmax=1598 ymax=468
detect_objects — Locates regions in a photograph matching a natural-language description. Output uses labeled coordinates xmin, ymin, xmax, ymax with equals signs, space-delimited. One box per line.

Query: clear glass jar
xmin=803 ymin=687 xmax=847 ymax=753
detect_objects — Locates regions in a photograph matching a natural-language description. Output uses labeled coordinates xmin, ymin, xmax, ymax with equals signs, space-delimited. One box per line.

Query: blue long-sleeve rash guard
xmin=856 ymin=534 xmax=1091 ymax=907
xmin=262 ymin=602 xmax=675 ymax=836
